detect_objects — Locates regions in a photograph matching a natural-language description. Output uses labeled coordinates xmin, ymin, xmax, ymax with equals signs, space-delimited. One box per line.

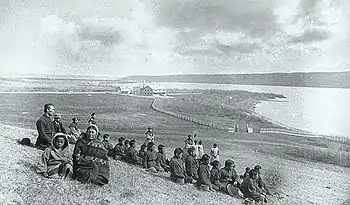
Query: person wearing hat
xmin=73 ymin=124 xmax=110 ymax=186
xmin=185 ymin=147 xmax=199 ymax=183
xmin=53 ymin=113 xmax=67 ymax=135
xmin=35 ymin=103 xmax=56 ymax=150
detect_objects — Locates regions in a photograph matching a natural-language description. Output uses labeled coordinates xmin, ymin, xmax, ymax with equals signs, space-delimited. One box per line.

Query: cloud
xmin=1 ymin=0 xmax=350 ymax=77
xmin=289 ymin=29 xmax=330 ymax=44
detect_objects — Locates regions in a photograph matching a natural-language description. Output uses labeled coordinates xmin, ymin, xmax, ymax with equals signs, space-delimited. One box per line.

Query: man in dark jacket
xmin=35 ymin=103 xmax=55 ymax=150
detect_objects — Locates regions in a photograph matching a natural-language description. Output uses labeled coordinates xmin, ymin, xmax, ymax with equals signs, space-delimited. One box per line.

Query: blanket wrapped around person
xmin=36 ymin=133 xmax=73 ymax=178
xmin=73 ymin=124 xmax=110 ymax=186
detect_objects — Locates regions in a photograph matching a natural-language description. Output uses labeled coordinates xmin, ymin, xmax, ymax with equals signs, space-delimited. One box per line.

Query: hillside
xmin=120 ymin=72 xmax=350 ymax=88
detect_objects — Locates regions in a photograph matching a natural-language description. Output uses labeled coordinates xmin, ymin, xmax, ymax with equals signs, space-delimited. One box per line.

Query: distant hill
xmin=120 ymin=72 xmax=350 ymax=88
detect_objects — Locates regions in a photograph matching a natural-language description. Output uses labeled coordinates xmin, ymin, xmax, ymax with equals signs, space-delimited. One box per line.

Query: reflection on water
xmin=126 ymin=82 xmax=350 ymax=137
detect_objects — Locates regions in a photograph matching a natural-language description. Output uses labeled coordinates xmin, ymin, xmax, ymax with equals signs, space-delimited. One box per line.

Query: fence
xmin=150 ymin=99 xmax=231 ymax=131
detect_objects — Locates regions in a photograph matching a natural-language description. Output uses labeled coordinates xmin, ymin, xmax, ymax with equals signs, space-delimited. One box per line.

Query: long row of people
xmin=32 ymin=103 xmax=270 ymax=204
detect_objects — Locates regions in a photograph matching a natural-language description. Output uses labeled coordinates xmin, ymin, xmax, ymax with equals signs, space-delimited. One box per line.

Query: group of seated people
xmin=33 ymin=103 xmax=270 ymax=203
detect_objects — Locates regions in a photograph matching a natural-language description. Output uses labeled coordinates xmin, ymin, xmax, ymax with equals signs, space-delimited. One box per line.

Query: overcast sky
xmin=0 ymin=0 xmax=349 ymax=77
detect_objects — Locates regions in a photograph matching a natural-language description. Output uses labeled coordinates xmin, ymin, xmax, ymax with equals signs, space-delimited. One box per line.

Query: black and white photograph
xmin=0 ymin=0 xmax=349 ymax=204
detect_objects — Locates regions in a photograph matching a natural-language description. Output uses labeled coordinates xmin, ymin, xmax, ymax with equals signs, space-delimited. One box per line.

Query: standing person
xmin=197 ymin=140 xmax=204 ymax=159
xmin=143 ymin=127 xmax=154 ymax=146
xmin=210 ymin=143 xmax=220 ymax=163
xmin=36 ymin=133 xmax=73 ymax=179
xmin=87 ymin=113 xmax=96 ymax=125
xmin=35 ymin=103 xmax=55 ymax=150
xmin=193 ymin=140 xmax=199 ymax=160
xmin=68 ymin=118 xmax=80 ymax=144
xmin=53 ymin=113 xmax=67 ymax=134
xmin=73 ymin=124 xmax=110 ymax=186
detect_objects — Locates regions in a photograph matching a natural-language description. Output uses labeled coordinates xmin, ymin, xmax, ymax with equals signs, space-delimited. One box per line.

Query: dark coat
xmin=35 ymin=115 xmax=55 ymax=150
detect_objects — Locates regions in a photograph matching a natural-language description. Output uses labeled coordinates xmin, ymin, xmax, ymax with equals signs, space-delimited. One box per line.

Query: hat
xmin=54 ymin=113 xmax=62 ymax=119
xmin=86 ymin=124 xmax=99 ymax=133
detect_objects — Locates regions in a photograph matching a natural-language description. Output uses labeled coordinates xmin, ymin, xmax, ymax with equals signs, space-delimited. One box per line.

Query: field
xmin=0 ymin=90 xmax=350 ymax=205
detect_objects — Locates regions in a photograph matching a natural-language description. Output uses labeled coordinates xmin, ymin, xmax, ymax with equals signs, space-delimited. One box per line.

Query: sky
xmin=0 ymin=0 xmax=349 ymax=78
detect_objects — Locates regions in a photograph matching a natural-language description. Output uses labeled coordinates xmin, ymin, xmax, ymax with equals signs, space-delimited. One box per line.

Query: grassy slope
xmin=1 ymin=93 xmax=350 ymax=204
xmin=0 ymin=124 xmax=239 ymax=205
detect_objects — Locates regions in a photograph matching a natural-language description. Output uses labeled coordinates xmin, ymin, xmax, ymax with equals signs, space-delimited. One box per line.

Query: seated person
xmin=73 ymin=124 xmax=109 ymax=186
xmin=68 ymin=117 xmax=80 ymax=143
xmin=218 ymin=160 xmax=239 ymax=188
xmin=125 ymin=140 xmax=141 ymax=165
xmin=36 ymin=133 xmax=73 ymax=179
xmin=197 ymin=154 xmax=215 ymax=192
xmin=240 ymin=169 xmax=267 ymax=203
xmin=143 ymin=142 xmax=163 ymax=172
xmin=113 ymin=137 xmax=126 ymax=160
xmin=53 ymin=113 xmax=67 ymax=134
xmin=138 ymin=144 xmax=146 ymax=159
xmin=254 ymin=165 xmax=271 ymax=195
xmin=185 ymin=147 xmax=199 ymax=183
xmin=101 ymin=134 xmax=114 ymax=157
xmin=210 ymin=160 xmax=225 ymax=191
xmin=156 ymin=144 xmax=170 ymax=172
xmin=241 ymin=167 xmax=251 ymax=180
xmin=169 ymin=148 xmax=190 ymax=184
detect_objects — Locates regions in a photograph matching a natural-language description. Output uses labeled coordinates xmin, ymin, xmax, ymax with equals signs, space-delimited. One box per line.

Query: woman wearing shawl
xmin=73 ymin=124 xmax=110 ymax=186
xmin=36 ymin=133 xmax=73 ymax=178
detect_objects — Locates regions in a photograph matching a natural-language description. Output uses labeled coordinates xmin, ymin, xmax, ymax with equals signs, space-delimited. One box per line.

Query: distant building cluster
xmin=116 ymin=85 xmax=167 ymax=96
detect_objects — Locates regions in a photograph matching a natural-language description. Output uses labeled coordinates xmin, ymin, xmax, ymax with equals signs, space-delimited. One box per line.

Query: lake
xmin=126 ymin=82 xmax=350 ymax=138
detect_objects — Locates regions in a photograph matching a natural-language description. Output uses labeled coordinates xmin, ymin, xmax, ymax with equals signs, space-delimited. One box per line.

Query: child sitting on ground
xmin=156 ymin=144 xmax=170 ymax=172
xmin=185 ymin=147 xmax=199 ymax=183
xmin=210 ymin=160 xmax=225 ymax=191
xmin=143 ymin=142 xmax=163 ymax=172
xmin=138 ymin=144 xmax=147 ymax=159
xmin=169 ymin=148 xmax=188 ymax=184
xmin=125 ymin=140 xmax=141 ymax=165
xmin=37 ymin=133 xmax=73 ymax=178
xmin=241 ymin=167 xmax=251 ymax=180
xmin=101 ymin=134 xmax=114 ymax=157
xmin=113 ymin=137 xmax=125 ymax=160
xmin=197 ymin=154 xmax=215 ymax=192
